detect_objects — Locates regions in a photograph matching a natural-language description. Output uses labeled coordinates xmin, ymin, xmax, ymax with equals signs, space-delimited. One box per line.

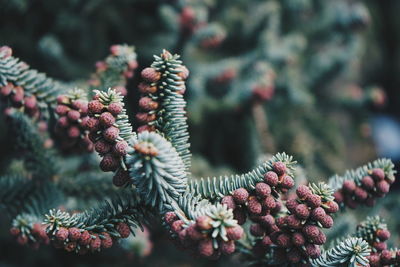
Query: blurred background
xmin=1 ymin=0 xmax=400 ymax=266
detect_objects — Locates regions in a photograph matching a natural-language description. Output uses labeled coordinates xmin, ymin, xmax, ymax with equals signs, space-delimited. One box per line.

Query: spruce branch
xmin=328 ymin=158 xmax=395 ymax=192
xmin=44 ymin=191 xmax=147 ymax=239
xmin=88 ymin=44 xmax=138 ymax=94
xmin=137 ymin=50 xmax=191 ymax=171
xmin=187 ymin=152 xmax=296 ymax=200
xmin=0 ymin=46 xmax=68 ymax=119
xmin=7 ymin=111 xmax=57 ymax=180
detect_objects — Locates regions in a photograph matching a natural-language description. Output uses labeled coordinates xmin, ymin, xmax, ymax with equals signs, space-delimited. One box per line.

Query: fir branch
xmin=311 ymin=237 xmax=371 ymax=267
xmin=142 ymin=50 xmax=191 ymax=171
xmin=7 ymin=110 xmax=57 ymax=179
xmin=0 ymin=46 xmax=68 ymax=118
xmin=0 ymin=174 xmax=62 ymax=217
xmin=44 ymin=191 xmax=147 ymax=238
xmin=187 ymin=152 xmax=296 ymax=200
xmin=58 ymin=171 xmax=118 ymax=200
xmin=89 ymin=44 xmax=137 ymax=93
xmin=126 ymin=131 xmax=187 ymax=210
xmin=328 ymin=158 xmax=395 ymax=191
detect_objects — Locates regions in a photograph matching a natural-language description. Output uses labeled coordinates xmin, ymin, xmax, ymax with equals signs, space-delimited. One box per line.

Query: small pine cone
xmin=376 ymin=180 xmax=390 ymax=194
xmin=248 ymin=196 xmax=262 ymax=215
xmin=138 ymin=82 xmax=157 ymax=94
xmin=325 ymin=201 xmax=339 ymax=213
xmin=99 ymin=112 xmax=116 ymax=127
xmin=103 ymin=126 xmax=120 ymax=142
xmin=296 ymin=185 xmax=312 ymax=199
xmin=57 ymin=95 xmax=70 ymax=104
xmin=141 ymin=68 xmax=161 ymax=83
xmin=135 ymin=112 xmax=156 ymax=123
xmin=376 ymin=229 xmax=391 ymax=241
xmin=368 ymin=254 xmax=381 ymax=266
xmin=24 ymin=95 xmax=37 ymax=110
xmin=371 ymin=168 xmax=385 ymax=181
xmin=262 ymin=196 xmax=276 ymax=210
xmin=287 ymin=248 xmax=302 ymax=263
xmin=286 ymin=198 xmax=299 ymax=213
xmin=233 ymin=208 xmax=247 ymax=225
xmin=286 ymin=215 xmax=302 ymax=229
xmin=65 ymin=241 xmax=77 ymax=252
xmin=264 ymin=171 xmax=279 ymax=187
xmin=220 ymin=240 xmax=235 ymax=255
xmin=100 ymin=154 xmax=119 ymax=172
xmin=280 ymin=175 xmax=294 ymax=189
xmin=84 ymin=117 xmax=100 ymax=131
xmin=255 ymin=182 xmax=271 ymax=198
xmin=12 ymin=86 xmax=24 ymax=103
xmin=88 ymin=100 xmax=104 ymax=114
xmin=373 ymin=241 xmax=387 ymax=252
xmin=273 ymin=162 xmax=286 ymax=175
xmin=198 ymin=239 xmax=214 ymax=257
xmin=10 ymin=227 xmax=20 ymax=236
xmin=57 ymin=116 xmax=69 ymax=128
xmin=71 ymin=100 xmax=88 ymax=113
xmin=108 ymin=102 xmax=123 ymax=116
xmin=261 ymin=236 xmax=272 ymax=248
xmin=68 ymin=228 xmax=82 ymax=241
xmin=232 ymin=188 xmax=249 ymax=204
xmin=276 ymin=233 xmax=292 ymax=248
xmin=276 ymin=217 xmax=287 ymax=228
xmin=320 ymin=215 xmax=333 ymax=229
xmin=306 ymin=194 xmax=322 ymax=208
xmin=259 ymin=214 xmax=275 ymax=228
xmin=186 ymin=224 xmax=203 ymax=241
xmin=116 ymin=222 xmax=130 ymax=238
xmin=250 ymin=223 xmax=265 ymax=237
xmin=112 ymin=169 xmax=130 ymax=187
xmin=354 ymin=187 xmax=368 ymax=201
xmin=164 ymin=211 xmax=178 ymax=225
xmin=56 ymin=104 xmax=70 ymax=116
xmin=112 ymin=141 xmax=128 ymax=156
xmin=313 ymin=231 xmax=326 ymax=245
xmin=333 ymin=190 xmax=344 ymax=204
xmin=90 ymin=235 xmax=101 ymax=251
xmin=137 ymin=125 xmax=156 ymax=133
xmin=171 ymin=220 xmax=184 ymax=233
xmin=0 ymin=83 xmax=13 ymax=96
xmin=79 ymin=230 xmax=91 ymax=246
xmin=196 ymin=216 xmax=212 ymax=231
xmin=226 ymin=225 xmax=244 ymax=241
xmin=139 ymin=97 xmax=159 ymax=111
xmin=380 ymin=250 xmax=393 ymax=265
xmin=68 ymin=126 xmax=81 ymax=138
xmin=67 ymin=110 xmax=81 ymax=122
xmin=177 ymin=65 xmax=189 ymax=80
xmin=311 ymin=207 xmax=326 ymax=222
xmin=303 ymin=225 xmax=320 ymax=240
xmin=221 ymin=196 xmax=236 ymax=210
xmin=100 ymin=232 xmax=113 ymax=249
xmin=295 ymin=204 xmax=310 ymax=220
xmin=292 ymin=232 xmax=306 ymax=247
xmin=305 ymin=243 xmax=321 ymax=259
xmin=95 ymin=139 xmax=112 ymax=154
xmin=342 ymin=180 xmax=356 ymax=193
xmin=55 ymin=227 xmax=69 ymax=241
xmin=361 ymin=176 xmax=375 ymax=191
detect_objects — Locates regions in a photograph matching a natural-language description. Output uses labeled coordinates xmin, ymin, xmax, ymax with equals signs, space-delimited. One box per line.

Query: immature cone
xmin=116 ymin=222 xmax=130 ymax=238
